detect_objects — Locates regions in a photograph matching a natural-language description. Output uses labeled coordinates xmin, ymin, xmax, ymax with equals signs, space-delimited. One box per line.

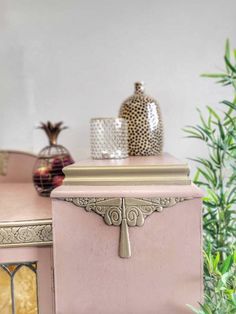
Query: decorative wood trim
xmin=64 ymin=197 xmax=192 ymax=258
xmin=62 ymin=155 xmax=191 ymax=186
xmin=0 ymin=219 xmax=53 ymax=248
xmin=0 ymin=150 xmax=37 ymax=158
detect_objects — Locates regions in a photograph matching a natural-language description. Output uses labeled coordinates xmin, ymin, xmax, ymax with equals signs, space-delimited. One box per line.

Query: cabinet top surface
xmin=0 ymin=183 xmax=51 ymax=222
xmin=52 ymin=183 xmax=203 ymax=198
xmin=70 ymin=153 xmax=186 ymax=168
xmin=62 ymin=153 xmax=191 ymax=187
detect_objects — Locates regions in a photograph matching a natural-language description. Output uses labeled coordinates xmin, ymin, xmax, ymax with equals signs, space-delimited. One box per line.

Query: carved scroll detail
xmin=64 ymin=197 xmax=191 ymax=258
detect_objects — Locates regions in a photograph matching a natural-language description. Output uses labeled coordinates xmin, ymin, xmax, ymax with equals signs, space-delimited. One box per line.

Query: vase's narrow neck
xmin=134 ymin=82 xmax=144 ymax=94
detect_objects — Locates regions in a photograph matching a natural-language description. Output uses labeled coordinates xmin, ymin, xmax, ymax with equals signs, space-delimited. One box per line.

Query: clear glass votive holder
xmin=90 ymin=118 xmax=128 ymax=159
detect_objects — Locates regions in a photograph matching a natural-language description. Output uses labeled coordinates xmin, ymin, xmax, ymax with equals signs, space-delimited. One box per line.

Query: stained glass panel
xmin=0 ymin=266 xmax=12 ymax=314
xmin=6 ymin=265 xmax=18 ymax=273
xmin=0 ymin=263 xmax=38 ymax=314
xmin=14 ymin=266 xmax=38 ymax=314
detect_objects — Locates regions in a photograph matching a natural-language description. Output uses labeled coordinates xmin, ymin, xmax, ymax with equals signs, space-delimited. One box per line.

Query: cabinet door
xmin=0 ymin=246 xmax=54 ymax=314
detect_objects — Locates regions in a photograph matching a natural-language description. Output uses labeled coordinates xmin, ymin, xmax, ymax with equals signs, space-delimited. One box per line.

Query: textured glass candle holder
xmin=90 ymin=118 xmax=128 ymax=159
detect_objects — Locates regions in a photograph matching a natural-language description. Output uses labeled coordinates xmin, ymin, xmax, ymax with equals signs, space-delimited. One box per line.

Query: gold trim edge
xmin=63 ymin=163 xmax=191 ymax=186
xmin=63 ymin=178 xmax=192 ymax=186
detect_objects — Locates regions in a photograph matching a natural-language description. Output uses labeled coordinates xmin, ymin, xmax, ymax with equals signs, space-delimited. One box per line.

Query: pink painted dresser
xmin=52 ymin=153 xmax=203 ymax=314
xmin=0 ymin=151 xmax=55 ymax=314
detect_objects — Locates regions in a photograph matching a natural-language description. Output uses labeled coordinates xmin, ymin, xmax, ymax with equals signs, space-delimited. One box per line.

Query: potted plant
xmin=184 ymin=40 xmax=236 ymax=313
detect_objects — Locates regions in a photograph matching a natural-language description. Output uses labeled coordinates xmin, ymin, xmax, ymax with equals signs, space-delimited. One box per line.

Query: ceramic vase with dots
xmin=119 ymin=82 xmax=163 ymax=156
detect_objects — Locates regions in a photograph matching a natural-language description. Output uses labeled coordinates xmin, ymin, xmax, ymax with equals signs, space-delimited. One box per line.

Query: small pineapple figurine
xmin=33 ymin=121 xmax=74 ymax=197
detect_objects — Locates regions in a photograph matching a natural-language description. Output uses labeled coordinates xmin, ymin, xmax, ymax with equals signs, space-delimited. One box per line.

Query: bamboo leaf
xmin=220 ymin=255 xmax=233 ymax=274
xmin=222 ymin=100 xmax=236 ymax=110
xmin=201 ymin=73 xmax=227 ymax=78
xmin=225 ymin=38 xmax=231 ymax=61
xmin=213 ymin=252 xmax=220 ymax=270
xmin=207 ymin=106 xmax=221 ymax=121
xmin=224 ymin=56 xmax=236 ymax=73
xmin=217 ymin=121 xmax=225 ymax=140
xmin=226 ymin=187 xmax=236 ymax=203
xmin=199 ymin=303 xmax=213 ymax=314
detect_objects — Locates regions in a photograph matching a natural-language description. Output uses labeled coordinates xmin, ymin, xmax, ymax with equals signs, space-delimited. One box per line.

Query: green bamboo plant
xmin=184 ymin=40 xmax=236 ymax=313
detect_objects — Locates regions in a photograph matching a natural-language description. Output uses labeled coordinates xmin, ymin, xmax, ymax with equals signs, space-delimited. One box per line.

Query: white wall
xmin=0 ymin=0 xmax=235 ymax=174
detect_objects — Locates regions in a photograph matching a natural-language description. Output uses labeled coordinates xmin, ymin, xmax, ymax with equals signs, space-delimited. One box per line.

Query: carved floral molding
xmin=0 ymin=219 xmax=53 ymax=247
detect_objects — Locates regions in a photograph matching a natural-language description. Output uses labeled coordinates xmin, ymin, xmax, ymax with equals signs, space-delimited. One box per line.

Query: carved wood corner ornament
xmin=64 ymin=197 xmax=191 ymax=258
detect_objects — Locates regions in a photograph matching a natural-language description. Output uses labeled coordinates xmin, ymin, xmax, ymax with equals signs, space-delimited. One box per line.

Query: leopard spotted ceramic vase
xmin=119 ymin=82 xmax=163 ymax=156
